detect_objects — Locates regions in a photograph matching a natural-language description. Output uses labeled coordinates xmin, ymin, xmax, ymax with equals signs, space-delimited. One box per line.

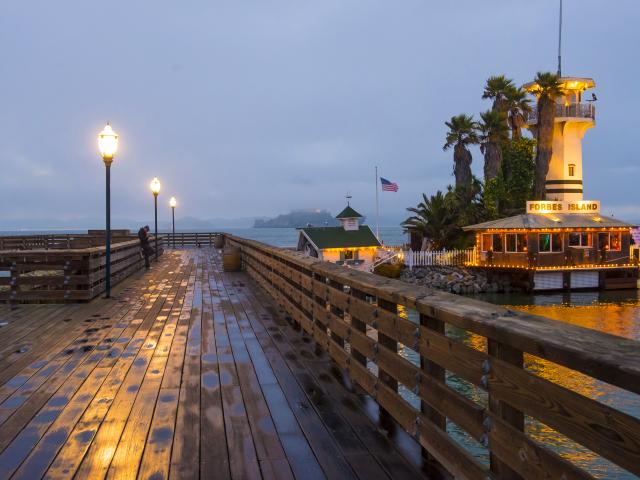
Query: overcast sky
xmin=1 ymin=0 xmax=639 ymax=228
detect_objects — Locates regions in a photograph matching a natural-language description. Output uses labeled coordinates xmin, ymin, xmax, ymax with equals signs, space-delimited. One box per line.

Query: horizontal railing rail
xmin=527 ymin=102 xmax=596 ymax=124
xmin=0 ymin=236 xmax=164 ymax=303
xmin=162 ymin=232 xmax=224 ymax=248
xmin=226 ymin=233 xmax=640 ymax=480
xmin=0 ymin=232 xmax=137 ymax=251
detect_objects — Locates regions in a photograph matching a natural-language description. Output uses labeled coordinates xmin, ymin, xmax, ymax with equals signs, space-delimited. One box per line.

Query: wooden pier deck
xmin=0 ymin=248 xmax=426 ymax=480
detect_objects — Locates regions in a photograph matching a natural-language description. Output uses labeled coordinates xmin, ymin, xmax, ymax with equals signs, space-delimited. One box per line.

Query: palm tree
xmin=531 ymin=72 xmax=563 ymax=199
xmin=505 ymin=86 xmax=532 ymax=139
xmin=443 ymin=114 xmax=479 ymax=189
xmin=478 ymin=109 xmax=509 ymax=182
xmin=402 ymin=192 xmax=457 ymax=250
xmin=482 ymin=75 xmax=515 ymax=113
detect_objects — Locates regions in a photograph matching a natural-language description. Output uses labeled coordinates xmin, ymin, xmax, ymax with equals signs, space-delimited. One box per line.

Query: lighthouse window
xmin=538 ymin=233 xmax=563 ymax=253
xmin=568 ymin=164 xmax=575 ymax=176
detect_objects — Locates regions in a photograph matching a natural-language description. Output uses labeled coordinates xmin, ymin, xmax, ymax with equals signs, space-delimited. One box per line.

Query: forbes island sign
xmin=527 ymin=200 xmax=600 ymax=214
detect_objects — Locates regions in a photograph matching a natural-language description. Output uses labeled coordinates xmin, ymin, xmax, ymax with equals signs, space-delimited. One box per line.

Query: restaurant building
xmin=463 ymin=75 xmax=638 ymax=291
xmin=464 ymin=201 xmax=637 ymax=290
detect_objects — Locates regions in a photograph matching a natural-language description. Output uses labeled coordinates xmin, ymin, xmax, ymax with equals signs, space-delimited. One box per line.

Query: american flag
xmin=380 ymin=177 xmax=398 ymax=192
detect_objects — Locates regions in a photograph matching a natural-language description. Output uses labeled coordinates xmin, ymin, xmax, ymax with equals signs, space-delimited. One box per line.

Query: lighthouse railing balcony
xmin=526 ymin=102 xmax=596 ymax=124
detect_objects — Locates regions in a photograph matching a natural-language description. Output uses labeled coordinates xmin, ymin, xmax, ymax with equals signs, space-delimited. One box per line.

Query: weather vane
xmin=346 ymin=193 xmax=352 ymax=206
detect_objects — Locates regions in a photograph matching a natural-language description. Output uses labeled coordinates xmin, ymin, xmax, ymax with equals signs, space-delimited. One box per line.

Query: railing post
xmin=329 ymin=280 xmax=345 ymax=348
xmin=487 ymin=340 xmax=524 ymax=480
xmin=377 ymin=297 xmax=398 ymax=421
xmin=420 ymin=313 xmax=447 ymax=476
xmin=350 ymin=287 xmax=368 ymax=367
xmin=9 ymin=262 xmax=17 ymax=309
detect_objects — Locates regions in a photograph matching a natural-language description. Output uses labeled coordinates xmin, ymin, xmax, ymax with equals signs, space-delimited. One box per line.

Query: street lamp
xmin=98 ymin=123 xmax=118 ymax=298
xmin=150 ymin=177 xmax=161 ymax=261
xmin=169 ymin=197 xmax=177 ymax=248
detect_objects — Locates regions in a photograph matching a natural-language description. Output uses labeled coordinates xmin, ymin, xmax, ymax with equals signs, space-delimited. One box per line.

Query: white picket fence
xmin=403 ymin=248 xmax=477 ymax=269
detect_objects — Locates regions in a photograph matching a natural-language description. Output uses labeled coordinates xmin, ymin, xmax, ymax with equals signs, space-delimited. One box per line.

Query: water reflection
xmin=396 ymin=290 xmax=640 ymax=479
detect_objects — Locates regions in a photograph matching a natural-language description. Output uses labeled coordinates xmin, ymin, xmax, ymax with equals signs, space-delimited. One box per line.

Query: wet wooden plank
xmin=0 ymin=248 xmax=430 ymax=480
xmin=233 ymin=278 xmax=358 ymax=479
xmin=213 ymin=265 xmax=289 ymax=464
xmin=215 ymin=273 xmax=261 ymax=479
xmin=106 ymin=355 xmax=168 ymax=479
xmin=243 ymin=288 xmax=419 ymax=480
xmin=137 ymin=387 xmax=180 ymax=480
xmin=198 ymin=257 xmax=230 ymax=479
xmin=45 ymin=258 xmax=185 ymax=478
xmin=170 ymin=262 xmax=202 ymax=479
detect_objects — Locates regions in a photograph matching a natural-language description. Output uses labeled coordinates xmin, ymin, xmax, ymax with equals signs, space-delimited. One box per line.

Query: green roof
xmin=463 ymin=213 xmax=634 ymax=231
xmin=300 ymin=226 xmax=381 ymax=249
xmin=335 ymin=206 xmax=363 ymax=219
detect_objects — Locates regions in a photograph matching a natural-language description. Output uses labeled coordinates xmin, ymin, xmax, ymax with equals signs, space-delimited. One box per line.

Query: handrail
xmin=162 ymin=232 xmax=224 ymax=247
xmin=226 ymin=233 xmax=640 ymax=479
xmin=0 ymin=237 xmax=164 ymax=302
xmin=527 ymin=102 xmax=595 ymax=124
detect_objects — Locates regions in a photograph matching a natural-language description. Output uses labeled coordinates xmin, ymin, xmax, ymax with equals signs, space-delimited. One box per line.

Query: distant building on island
xmin=254 ymin=209 xmax=339 ymax=228
xmin=464 ymin=76 xmax=638 ymax=291
xmin=297 ymin=204 xmax=381 ymax=270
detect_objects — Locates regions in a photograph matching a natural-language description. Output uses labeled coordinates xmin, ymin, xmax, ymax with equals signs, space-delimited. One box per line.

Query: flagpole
xmin=375 ymin=166 xmax=380 ymax=240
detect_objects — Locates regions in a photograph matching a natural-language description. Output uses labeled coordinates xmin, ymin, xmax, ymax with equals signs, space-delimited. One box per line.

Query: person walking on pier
xmin=138 ymin=225 xmax=154 ymax=269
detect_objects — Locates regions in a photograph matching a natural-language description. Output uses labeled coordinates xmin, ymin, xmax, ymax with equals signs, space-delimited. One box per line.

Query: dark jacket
xmin=138 ymin=228 xmax=150 ymax=248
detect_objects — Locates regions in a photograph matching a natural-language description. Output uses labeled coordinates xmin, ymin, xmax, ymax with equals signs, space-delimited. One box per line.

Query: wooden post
xmin=9 ymin=262 xmax=17 ymax=309
xmin=420 ymin=314 xmax=446 ymax=428
xmin=350 ymin=287 xmax=368 ymax=367
xmin=420 ymin=313 xmax=447 ymax=477
xmin=329 ymin=279 xmax=345 ymax=348
xmin=488 ymin=340 xmax=524 ymax=480
xmin=377 ymin=297 xmax=398 ymax=419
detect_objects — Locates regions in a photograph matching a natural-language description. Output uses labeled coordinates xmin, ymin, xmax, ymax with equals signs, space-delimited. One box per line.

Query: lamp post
xmin=169 ymin=197 xmax=177 ymax=249
xmin=98 ymin=123 xmax=119 ymax=298
xmin=150 ymin=177 xmax=161 ymax=261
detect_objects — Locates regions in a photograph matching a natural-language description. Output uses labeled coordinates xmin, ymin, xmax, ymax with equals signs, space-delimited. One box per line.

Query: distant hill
xmin=254 ymin=209 xmax=340 ymax=228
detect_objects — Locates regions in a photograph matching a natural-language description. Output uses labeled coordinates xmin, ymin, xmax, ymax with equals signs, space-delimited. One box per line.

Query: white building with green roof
xmin=297 ymin=205 xmax=381 ymax=269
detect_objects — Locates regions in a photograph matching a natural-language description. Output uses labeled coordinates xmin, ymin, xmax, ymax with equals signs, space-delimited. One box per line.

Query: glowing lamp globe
xmin=169 ymin=197 xmax=177 ymax=208
xmin=98 ymin=123 xmax=118 ymax=161
xmin=150 ymin=177 xmax=161 ymax=196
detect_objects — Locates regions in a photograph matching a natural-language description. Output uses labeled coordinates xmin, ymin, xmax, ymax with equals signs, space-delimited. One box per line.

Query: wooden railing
xmin=162 ymin=232 xmax=223 ymax=248
xmin=0 ymin=236 xmax=164 ymax=303
xmin=0 ymin=231 xmax=136 ymax=251
xmin=404 ymin=248 xmax=478 ymax=268
xmin=226 ymin=234 xmax=640 ymax=480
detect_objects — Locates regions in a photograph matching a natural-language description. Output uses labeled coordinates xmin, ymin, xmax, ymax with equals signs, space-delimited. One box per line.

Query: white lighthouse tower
xmin=523 ymin=78 xmax=596 ymax=201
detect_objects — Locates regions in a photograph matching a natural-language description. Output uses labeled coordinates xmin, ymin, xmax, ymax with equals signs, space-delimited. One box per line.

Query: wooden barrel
xmin=222 ymin=246 xmax=241 ymax=272
xmin=213 ymin=235 xmax=225 ymax=249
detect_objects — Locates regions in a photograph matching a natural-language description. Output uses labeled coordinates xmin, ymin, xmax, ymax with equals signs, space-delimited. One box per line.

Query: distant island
xmin=254 ymin=209 xmax=341 ymax=228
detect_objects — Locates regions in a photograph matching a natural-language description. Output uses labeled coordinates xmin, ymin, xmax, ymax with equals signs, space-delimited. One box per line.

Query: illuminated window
xmin=492 ymin=235 xmax=503 ymax=252
xmin=505 ymin=233 xmax=527 ymax=252
xmin=538 ymin=233 xmax=563 ymax=253
xmin=568 ymin=232 xmax=592 ymax=247
xmin=340 ymin=250 xmax=354 ymax=261
xmin=599 ymin=232 xmax=622 ymax=251
xmin=481 ymin=234 xmax=492 ymax=252
xmin=568 ymin=164 xmax=575 ymax=177
xmin=481 ymin=234 xmax=503 ymax=252
xmin=611 ymin=233 xmax=621 ymax=251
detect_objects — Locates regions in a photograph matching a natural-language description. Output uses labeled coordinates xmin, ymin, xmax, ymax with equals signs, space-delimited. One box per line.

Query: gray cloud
xmin=1 ymin=0 xmax=639 ymax=227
